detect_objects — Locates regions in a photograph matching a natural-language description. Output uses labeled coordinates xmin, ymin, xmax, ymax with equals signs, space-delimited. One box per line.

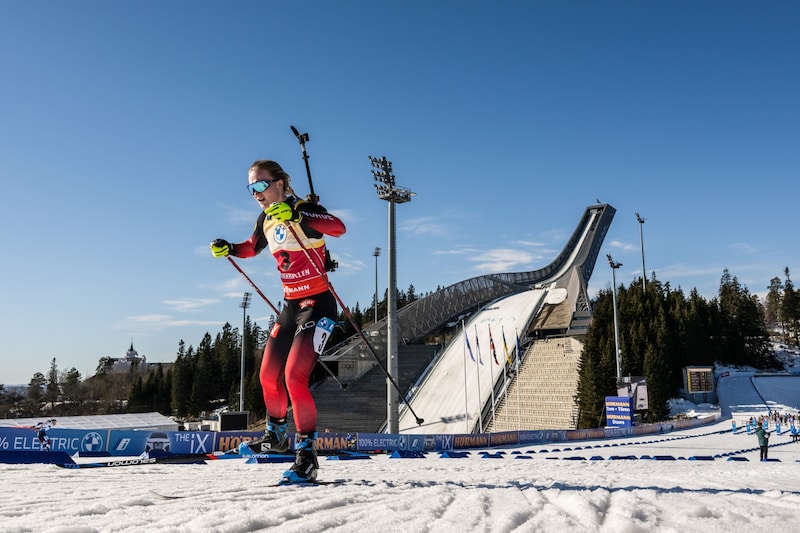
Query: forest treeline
xmin=3 ymin=269 xmax=799 ymax=428
xmin=576 ymin=269 xmax=783 ymax=428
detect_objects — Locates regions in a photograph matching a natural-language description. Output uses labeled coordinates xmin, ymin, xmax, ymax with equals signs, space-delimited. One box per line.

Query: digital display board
xmin=686 ymin=367 xmax=713 ymax=393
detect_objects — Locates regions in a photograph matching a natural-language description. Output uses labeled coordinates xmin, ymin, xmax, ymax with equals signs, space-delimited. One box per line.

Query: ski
xmin=272 ymin=478 xmax=345 ymax=487
xmin=150 ymin=489 xmax=187 ymax=500
xmin=56 ymin=453 xmax=210 ymax=469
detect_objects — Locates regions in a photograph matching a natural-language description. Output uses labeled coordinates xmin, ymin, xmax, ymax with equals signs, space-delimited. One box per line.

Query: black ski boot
xmin=240 ymin=418 xmax=289 ymax=455
xmin=280 ymin=432 xmax=318 ymax=484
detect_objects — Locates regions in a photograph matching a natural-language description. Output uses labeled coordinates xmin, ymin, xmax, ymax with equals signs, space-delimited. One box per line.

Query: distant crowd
xmin=732 ymin=411 xmax=800 ymax=442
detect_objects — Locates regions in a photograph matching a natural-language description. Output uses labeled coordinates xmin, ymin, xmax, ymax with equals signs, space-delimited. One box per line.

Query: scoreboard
xmin=686 ymin=366 xmax=714 ymax=393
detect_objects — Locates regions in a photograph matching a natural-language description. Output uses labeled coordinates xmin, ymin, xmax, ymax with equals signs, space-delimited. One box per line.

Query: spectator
xmin=754 ymin=418 xmax=770 ymax=461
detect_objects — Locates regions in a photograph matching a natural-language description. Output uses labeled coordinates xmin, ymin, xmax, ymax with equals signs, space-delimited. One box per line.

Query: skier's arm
xmin=296 ymin=202 xmax=346 ymax=237
xmin=211 ymin=213 xmax=269 ymax=258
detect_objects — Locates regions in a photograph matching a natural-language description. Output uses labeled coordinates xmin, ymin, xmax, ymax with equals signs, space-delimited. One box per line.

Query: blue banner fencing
xmin=1 ymin=409 xmax=720 ymax=464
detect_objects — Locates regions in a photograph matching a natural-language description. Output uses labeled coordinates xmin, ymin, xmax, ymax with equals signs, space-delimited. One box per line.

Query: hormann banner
xmin=605 ymin=396 xmax=634 ymax=427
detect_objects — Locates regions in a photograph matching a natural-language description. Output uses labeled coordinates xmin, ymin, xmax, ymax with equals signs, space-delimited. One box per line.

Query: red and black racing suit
xmin=231 ymin=196 xmax=345 ymax=433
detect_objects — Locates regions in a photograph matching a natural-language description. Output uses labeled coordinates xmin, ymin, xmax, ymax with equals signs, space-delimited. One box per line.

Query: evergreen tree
xmin=407 ymin=283 xmax=417 ymax=303
xmin=60 ymin=368 xmax=82 ymax=403
xmin=782 ymin=268 xmax=800 ymax=345
xmin=684 ymin=289 xmax=715 ymax=367
xmin=718 ymin=269 xmax=772 ymax=368
xmin=214 ymin=322 xmax=239 ymax=402
xmin=24 ymin=372 xmax=46 ymax=416
xmin=171 ymin=341 xmax=194 ymax=417
xmin=128 ymin=375 xmax=145 ymax=412
xmin=2 ymin=384 xmax=24 ymax=418
xmin=576 ymin=289 xmax=618 ymax=428
xmin=642 ymin=307 xmax=674 ymax=422
xmin=154 ymin=365 xmax=172 ymax=414
xmin=45 ymin=358 xmax=60 ymax=403
xmin=95 ymin=356 xmax=114 ymax=376
xmin=190 ymin=333 xmax=216 ymax=416
xmin=765 ymin=276 xmax=783 ymax=332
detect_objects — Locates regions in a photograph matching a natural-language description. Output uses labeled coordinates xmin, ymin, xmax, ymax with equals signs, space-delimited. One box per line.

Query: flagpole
xmin=491 ymin=368 xmax=496 ymax=429
xmin=488 ymin=325 xmax=498 ymax=429
xmin=516 ymin=329 xmax=521 ymax=430
xmin=474 ymin=325 xmax=485 ymax=432
xmin=516 ymin=361 xmax=521 ymax=431
xmin=501 ymin=326 xmax=511 ymax=431
xmin=462 ymin=320 xmax=470 ymax=433
xmin=475 ymin=335 xmax=482 ymax=432
xmin=504 ymin=366 xmax=509 ymax=430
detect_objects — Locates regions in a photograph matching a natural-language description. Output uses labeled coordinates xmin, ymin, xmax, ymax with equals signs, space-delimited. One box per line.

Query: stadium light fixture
xmin=369 ymin=155 xmax=415 ymax=434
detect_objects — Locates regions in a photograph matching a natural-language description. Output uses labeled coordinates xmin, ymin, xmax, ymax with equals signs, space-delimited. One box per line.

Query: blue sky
xmin=1 ymin=1 xmax=798 ymax=385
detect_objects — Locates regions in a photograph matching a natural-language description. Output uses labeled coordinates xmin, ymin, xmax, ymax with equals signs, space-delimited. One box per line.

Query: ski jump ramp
xmin=396 ymin=203 xmax=615 ymax=434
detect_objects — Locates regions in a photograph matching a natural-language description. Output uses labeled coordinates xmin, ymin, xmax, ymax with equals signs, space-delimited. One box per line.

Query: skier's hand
xmin=265 ymin=202 xmax=301 ymax=223
xmin=210 ymin=239 xmax=234 ymax=258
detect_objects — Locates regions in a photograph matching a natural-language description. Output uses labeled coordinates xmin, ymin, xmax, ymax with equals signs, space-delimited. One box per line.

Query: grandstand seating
xmin=485 ymin=337 xmax=583 ymax=431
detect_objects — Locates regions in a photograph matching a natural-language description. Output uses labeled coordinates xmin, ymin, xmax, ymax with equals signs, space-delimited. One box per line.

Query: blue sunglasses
xmin=247 ymin=178 xmax=281 ymax=195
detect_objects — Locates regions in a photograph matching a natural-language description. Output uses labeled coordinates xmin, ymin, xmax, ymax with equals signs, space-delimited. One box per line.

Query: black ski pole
xmin=227 ymin=257 xmax=280 ymax=314
xmin=290 ymin=125 xmax=316 ymax=204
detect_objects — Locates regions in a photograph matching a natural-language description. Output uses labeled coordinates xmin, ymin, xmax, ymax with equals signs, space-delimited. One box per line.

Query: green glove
xmin=210 ymin=239 xmax=234 ymax=258
xmin=265 ymin=202 xmax=301 ymax=222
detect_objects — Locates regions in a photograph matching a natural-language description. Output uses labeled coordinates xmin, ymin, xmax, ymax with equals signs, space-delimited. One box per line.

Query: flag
xmin=488 ymin=325 xmax=499 ymax=365
xmin=464 ymin=324 xmax=476 ymax=363
xmin=514 ymin=329 xmax=523 ymax=370
xmin=474 ymin=326 xmax=484 ymax=365
xmin=501 ymin=326 xmax=513 ymax=365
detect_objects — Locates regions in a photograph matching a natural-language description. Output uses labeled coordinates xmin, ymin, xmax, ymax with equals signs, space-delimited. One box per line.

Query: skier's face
xmin=248 ymin=168 xmax=285 ymax=210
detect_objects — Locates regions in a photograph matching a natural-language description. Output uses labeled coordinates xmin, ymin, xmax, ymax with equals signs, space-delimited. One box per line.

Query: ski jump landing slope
xmin=397 ymin=289 xmax=546 ymax=434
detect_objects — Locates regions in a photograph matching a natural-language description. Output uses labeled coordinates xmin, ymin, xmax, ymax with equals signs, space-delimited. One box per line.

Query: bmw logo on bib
xmin=274 ymin=224 xmax=287 ymax=244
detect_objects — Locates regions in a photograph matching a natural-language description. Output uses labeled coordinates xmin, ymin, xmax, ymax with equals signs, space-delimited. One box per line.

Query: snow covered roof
xmin=0 ymin=412 xmax=178 ymax=431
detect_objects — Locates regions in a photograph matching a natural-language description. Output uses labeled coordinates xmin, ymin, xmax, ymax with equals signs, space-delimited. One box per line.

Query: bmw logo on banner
xmin=81 ymin=432 xmax=104 ymax=452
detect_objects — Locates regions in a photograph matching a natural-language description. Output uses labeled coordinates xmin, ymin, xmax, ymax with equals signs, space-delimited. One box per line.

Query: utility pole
xmin=373 ymin=247 xmax=381 ymax=323
xmin=607 ymin=254 xmax=623 ymax=383
xmin=239 ymin=292 xmax=252 ymax=412
xmin=636 ymin=212 xmax=646 ymax=293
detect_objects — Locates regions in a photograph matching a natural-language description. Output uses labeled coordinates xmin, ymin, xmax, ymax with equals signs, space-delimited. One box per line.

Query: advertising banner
xmin=605 ymin=396 xmax=634 ymax=427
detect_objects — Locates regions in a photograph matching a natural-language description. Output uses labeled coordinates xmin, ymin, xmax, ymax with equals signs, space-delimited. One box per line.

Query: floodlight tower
xmin=607 ymin=254 xmax=623 ymax=382
xmin=635 ymin=212 xmax=646 ymax=293
xmin=239 ymin=292 xmax=252 ymax=412
xmin=370 ymin=155 xmax=415 ymax=434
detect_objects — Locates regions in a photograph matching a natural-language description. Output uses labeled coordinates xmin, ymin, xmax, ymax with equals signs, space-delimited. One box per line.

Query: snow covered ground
xmin=1 ymin=368 xmax=799 ymax=533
